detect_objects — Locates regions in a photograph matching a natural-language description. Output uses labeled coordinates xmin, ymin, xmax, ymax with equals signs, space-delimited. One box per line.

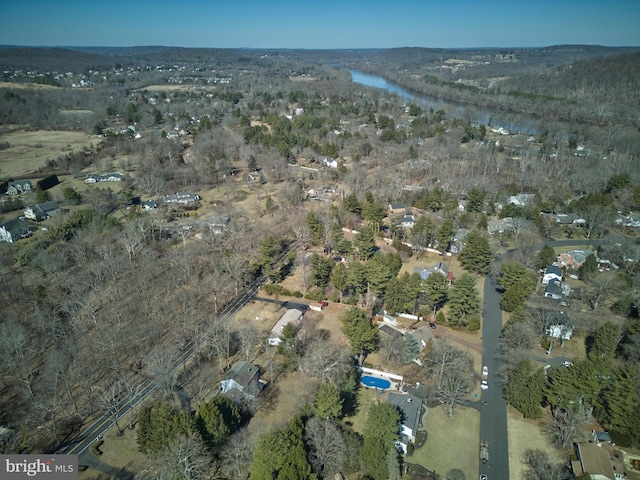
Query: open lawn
xmin=0 ymin=130 xmax=98 ymax=178
xmin=507 ymin=406 xmax=564 ymax=480
xmin=410 ymin=404 xmax=480 ymax=480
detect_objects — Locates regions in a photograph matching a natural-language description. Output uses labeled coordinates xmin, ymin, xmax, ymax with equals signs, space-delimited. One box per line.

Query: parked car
xmin=429 ymin=322 xmax=437 ymax=329
xmin=480 ymin=475 xmax=488 ymax=480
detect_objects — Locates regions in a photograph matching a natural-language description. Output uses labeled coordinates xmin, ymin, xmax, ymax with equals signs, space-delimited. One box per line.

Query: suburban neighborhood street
xmin=478 ymin=238 xmax=600 ymax=479
xmin=479 ymin=265 xmax=510 ymax=480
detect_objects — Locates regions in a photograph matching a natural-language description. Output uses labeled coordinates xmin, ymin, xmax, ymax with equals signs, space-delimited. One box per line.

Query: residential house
xmin=616 ymin=213 xmax=640 ymax=228
xmin=268 ymin=308 xmax=303 ymax=346
xmin=546 ymin=324 xmax=574 ymax=341
xmin=507 ymin=193 xmax=535 ymax=207
xmin=571 ymin=442 xmax=615 ymax=480
xmin=141 ymin=200 xmax=158 ymax=212
xmin=220 ymin=361 xmax=263 ymax=400
xmin=163 ymin=191 xmax=200 ymax=205
xmin=558 ymin=249 xmax=593 ymax=270
xmin=554 ymin=213 xmax=586 ymax=226
xmin=487 ymin=217 xmax=514 ymax=235
xmin=84 ymin=175 xmax=99 ymax=184
xmin=413 ymin=262 xmax=448 ymax=283
xmin=379 ymin=324 xmax=403 ymax=340
xmin=542 ymin=265 xmax=563 ymax=285
xmin=388 ymin=203 xmax=406 ymax=214
xmin=410 ymin=326 xmax=434 ymax=350
xmin=6 ymin=180 xmax=33 ymax=196
xmin=24 ymin=201 xmax=61 ymax=221
xmin=544 ymin=279 xmax=563 ymax=300
xmin=206 ymin=215 xmax=230 ymax=234
xmin=397 ymin=214 xmax=415 ymax=228
xmin=387 ymin=393 xmax=423 ymax=453
xmin=0 ymin=218 xmax=32 ymax=243
xmin=592 ymin=430 xmax=612 ymax=445
xmin=449 ymin=228 xmax=470 ymax=254
xmin=322 ymin=156 xmax=338 ymax=168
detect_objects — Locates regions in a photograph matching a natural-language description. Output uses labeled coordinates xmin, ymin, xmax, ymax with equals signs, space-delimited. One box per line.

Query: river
xmin=348 ymin=69 xmax=538 ymax=134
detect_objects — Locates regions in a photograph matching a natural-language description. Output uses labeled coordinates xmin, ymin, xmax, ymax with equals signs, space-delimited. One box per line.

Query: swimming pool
xmin=361 ymin=375 xmax=391 ymax=390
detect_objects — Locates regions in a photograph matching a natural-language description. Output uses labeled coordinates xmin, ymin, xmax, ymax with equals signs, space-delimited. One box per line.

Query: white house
xmin=397 ymin=214 xmax=415 ymax=228
xmin=322 ymin=156 xmax=338 ymax=169
xmin=387 ymin=393 xmax=423 ymax=453
xmin=220 ymin=361 xmax=262 ymax=400
xmin=0 ymin=218 xmax=31 ymax=243
xmin=24 ymin=201 xmax=61 ymax=221
xmin=6 ymin=180 xmax=33 ymax=195
xmin=268 ymin=308 xmax=303 ymax=346
xmin=544 ymin=280 xmax=563 ymax=300
xmin=546 ymin=324 xmax=574 ymax=341
xmin=542 ymin=265 xmax=563 ymax=285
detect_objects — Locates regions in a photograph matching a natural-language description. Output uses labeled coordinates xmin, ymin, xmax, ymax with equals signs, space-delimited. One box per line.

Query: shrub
xmin=467 ymin=315 xmax=481 ymax=331
xmin=304 ymin=288 xmax=325 ymax=302
xmin=263 ymin=284 xmax=284 ymax=296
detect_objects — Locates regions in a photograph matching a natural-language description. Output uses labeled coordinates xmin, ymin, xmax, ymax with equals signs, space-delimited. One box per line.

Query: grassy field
xmin=410 ymin=404 xmax=480 ymax=479
xmin=507 ymin=406 xmax=564 ymax=480
xmin=0 ymin=130 xmax=98 ymax=178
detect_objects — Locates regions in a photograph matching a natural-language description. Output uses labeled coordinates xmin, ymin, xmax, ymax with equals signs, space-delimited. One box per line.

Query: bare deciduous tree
xmin=304 ymin=417 xmax=346 ymax=478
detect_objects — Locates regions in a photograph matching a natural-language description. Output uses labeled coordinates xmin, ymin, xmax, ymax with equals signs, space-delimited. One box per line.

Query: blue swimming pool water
xmin=361 ymin=375 xmax=391 ymax=390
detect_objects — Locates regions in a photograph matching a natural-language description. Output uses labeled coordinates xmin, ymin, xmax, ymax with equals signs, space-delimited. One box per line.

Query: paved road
xmin=479 ymin=266 xmax=509 ymax=479
xmin=478 ymin=237 xmax=599 ymax=479
xmin=58 ymin=243 xmax=298 ymax=469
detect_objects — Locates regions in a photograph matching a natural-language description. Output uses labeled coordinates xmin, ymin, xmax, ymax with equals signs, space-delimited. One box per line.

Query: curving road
xmin=478 ymin=238 xmax=599 ymax=479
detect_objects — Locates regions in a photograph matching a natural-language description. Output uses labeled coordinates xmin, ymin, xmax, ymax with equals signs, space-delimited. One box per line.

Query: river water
xmin=348 ymin=69 xmax=538 ymax=134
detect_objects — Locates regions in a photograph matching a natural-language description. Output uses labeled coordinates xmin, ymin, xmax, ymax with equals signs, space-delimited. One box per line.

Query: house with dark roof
xmin=449 ymin=228 xmax=470 ymax=254
xmin=6 ymin=180 xmax=33 ymax=196
xmin=387 ymin=392 xmax=423 ymax=453
xmin=0 ymin=218 xmax=32 ymax=243
xmin=220 ymin=361 xmax=263 ymax=400
xmin=542 ymin=265 xmax=563 ymax=285
xmin=24 ymin=201 xmax=61 ymax=221
xmin=487 ymin=217 xmax=514 ymax=235
xmin=544 ymin=279 xmax=563 ymax=300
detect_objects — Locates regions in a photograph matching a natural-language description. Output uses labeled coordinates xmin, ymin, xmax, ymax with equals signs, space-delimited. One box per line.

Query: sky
xmin=0 ymin=0 xmax=639 ymax=49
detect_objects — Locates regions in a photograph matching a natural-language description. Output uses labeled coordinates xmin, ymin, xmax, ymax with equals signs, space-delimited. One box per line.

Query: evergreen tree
xmin=366 ymin=252 xmax=402 ymax=295
xmin=536 ymin=245 xmax=557 ymax=270
xmin=597 ymin=366 xmax=640 ymax=445
xmin=424 ymin=271 xmax=448 ymax=308
xmin=330 ymin=262 xmax=349 ymax=300
xmin=250 ymin=430 xmax=290 ymax=480
xmin=588 ymin=321 xmax=622 ymax=362
xmin=137 ymin=402 xmax=197 ymax=454
xmin=386 ymin=446 xmax=402 ymax=480
xmin=411 ymin=215 xmax=436 ymax=250
xmin=458 ymin=230 xmax=493 ymax=274
xmin=278 ymin=417 xmax=312 ymax=480
xmin=504 ymin=360 xmax=544 ymax=419
xmin=342 ymin=193 xmax=362 ymax=214
xmin=578 ymin=254 xmax=598 ymax=280
xmin=306 ymin=211 xmax=324 ymax=246
xmin=447 ymin=273 xmax=480 ymax=327
xmin=401 ymin=334 xmax=420 ymax=364
xmin=499 ymin=262 xmax=536 ymax=292
xmin=315 ymin=382 xmax=343 ymax=419
xmin=196 ymin=396 xmax=242 ymax=453
xmin=346 ymin=261 xmax=368 ymax=294
xmin=361 ymin=402 xmax=400 ymax=480
xmin=353 ymin=226 xmax=376 ymax=260
xmin=467 ymin=188 xmax=485 ymax=213
xmin=362 ymin=201 xmax=386 ymax=232
xmin=435 ymin=218 xmax=455 ymax=249
xmin=310 ymin=253 xmax=333 ymax=288
xmin=341 ymin=307 xmax=378 ymax=364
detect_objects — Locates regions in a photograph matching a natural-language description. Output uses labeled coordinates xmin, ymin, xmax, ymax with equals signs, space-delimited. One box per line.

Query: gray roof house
xmin=449 ymin=228 xmax=470 ymax=254
xmin=24 ymin=201 xmax=61 ymax=221
xmin=163 ymin=191 xmax=201 ymax=204
xmin=0 ymin=218 xmax=32 ymax=243
xmin=387 ymin=393 xmax=423 ymax=453
xmin=487 ymin=217 xmax=514 ymax=235
xmin=6 ymin=180 xmax=33 ymax=196
xmin=544 ymin=279 xmax=563 ymax=300
xmin=268 ymin=308 xmax=303 ymax=346
xmin=220 ymin=361 xmax=263 ymax=400
xmin=542 ymin=265 xmax=563 ymax=285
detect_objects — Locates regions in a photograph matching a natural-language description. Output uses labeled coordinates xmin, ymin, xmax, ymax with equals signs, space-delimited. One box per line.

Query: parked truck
xmin=480 ymin=441 xmax=489 ymax=463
